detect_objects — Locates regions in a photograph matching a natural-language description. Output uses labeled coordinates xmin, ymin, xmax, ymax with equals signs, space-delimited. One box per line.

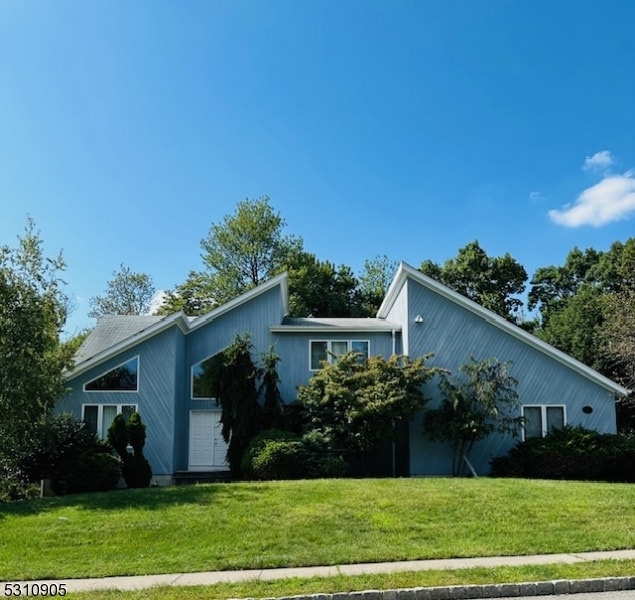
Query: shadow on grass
xmin=0 ymin=482 xmax=269 ymax=519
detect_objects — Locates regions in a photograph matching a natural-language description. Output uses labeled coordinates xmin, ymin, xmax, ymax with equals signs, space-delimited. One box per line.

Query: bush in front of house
xmin=241 ymin=429 xmax=348 ymax=480
xmin=0 ymin=413 xmax=122 ymax=498
xmin=491 ymin=425 xmax=635 ymax=482
xmin=108 ymin=411 xmax=153 ymax=488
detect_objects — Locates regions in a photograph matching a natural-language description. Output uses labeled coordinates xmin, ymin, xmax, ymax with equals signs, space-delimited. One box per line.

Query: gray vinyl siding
xmin=60 ymin=326 xmax=182 ymax=477
xmin=272 ymin=331 xmax=398 ymax=403
xmin=404 ymin=278 xmax=618 ymax=476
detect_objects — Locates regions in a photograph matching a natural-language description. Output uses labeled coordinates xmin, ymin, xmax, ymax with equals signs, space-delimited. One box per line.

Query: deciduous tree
xmin=423 ymin=356 xmax=522 ymax=476
xmin=89 ymin=263 xmax=155 ymax=318
xmin=0 ymin=219 xmax=72 ymax=495
xmin=420 ymin=241 xmax=527 ymax=322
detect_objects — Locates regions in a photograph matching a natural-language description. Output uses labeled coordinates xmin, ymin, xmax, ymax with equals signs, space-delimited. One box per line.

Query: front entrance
xmin=188 ymin=410 xmax=228 ymax=471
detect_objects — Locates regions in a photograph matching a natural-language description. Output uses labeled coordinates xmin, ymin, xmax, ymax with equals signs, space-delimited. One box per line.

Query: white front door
xmin=188 ymin=410 xmax=228 ymax=471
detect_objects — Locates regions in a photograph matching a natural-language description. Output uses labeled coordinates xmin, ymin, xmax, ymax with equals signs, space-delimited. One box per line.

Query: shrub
xmin=241 ymin=429 xmax=348 ymax=480
xmin=52 ymin=449 xmax=121 ymax=495
xmin=491 ymin=425 xmax=635 ymax=482
xmin=107 ymin=411 xmax=152 ymax=488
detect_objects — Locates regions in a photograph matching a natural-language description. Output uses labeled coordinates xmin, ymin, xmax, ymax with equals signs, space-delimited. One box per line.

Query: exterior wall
xmin=272 ymin=331 xmax=398 ymax=403
xmin=383 ymin=283 xmax=409 ymax=354
xmin=59 ymin=326 xmax=182 ymax=477
xmin=404 ymin=278 xmax=618 ymax=476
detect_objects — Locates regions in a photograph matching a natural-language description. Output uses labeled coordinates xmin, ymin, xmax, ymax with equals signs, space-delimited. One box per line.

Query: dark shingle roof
xmin=74 ymin=315 xmax=165 ymax=365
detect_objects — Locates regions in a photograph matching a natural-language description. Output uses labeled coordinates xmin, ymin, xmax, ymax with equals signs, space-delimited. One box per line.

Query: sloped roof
xmin=271 ymin=316 xmax=401 ymax=332
xmin=378 ymin=262 xmax=628 ymax=396
xmin=67 ymin=273 xmax=289 ymax=380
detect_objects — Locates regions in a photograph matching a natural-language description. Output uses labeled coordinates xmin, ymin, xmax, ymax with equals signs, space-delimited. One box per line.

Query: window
xmin=191 ymin=354 xmax=221 ymax=399
xmin=523 ymin=405 xmax=565 ymax=440
xmin=309 ymin=340 xmax=370 ymax=370
xmin=82 ymin=404 xmax=137 ymax=438
xmin=84 ymin=357 xmax=139 ymax=392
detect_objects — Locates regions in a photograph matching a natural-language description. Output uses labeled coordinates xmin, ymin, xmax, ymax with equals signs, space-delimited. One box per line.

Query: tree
xmin=163 ymin=197 xmax=302 ymax=315
xmin=297 ymin=351 xmax=437 ymax=453
xmin=0 ymin=219 xmax=72 ymax=493
xmin=356 ymin=255 xmax=399 ymax=316
xmin=285 ymin=250 xmax=361 ymax=317
xmin=89 ymin=263 xmax=155 ymax=319
xmin=423 ymin=356 xmax=522 ymax=476
xmin=210 ymin=334 xmax=263 ymax=479
xmin=528 ymin=246 xmax=602 ymax=328
xmin=604 ymin=288 xmax=635 ymax=388
xmin=420 ymin=241 xmax=527 ymax=322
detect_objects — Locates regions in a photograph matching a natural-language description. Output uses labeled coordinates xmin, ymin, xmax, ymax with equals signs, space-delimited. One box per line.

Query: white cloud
xmin=548 ymin=172 xmax=635 ymax=227
xmin=529 ymin=191 xmax=542 ymax=202
xmin=148 ymin=290 xmax=167 ymax=314
xmin=583 ymin=150 xmax=614 ymax=172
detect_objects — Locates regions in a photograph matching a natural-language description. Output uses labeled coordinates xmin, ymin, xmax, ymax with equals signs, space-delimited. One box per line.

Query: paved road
xmin=498 ymin=592 xmax=635 ymax=600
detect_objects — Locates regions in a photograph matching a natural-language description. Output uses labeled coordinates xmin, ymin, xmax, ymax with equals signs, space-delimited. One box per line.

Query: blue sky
xmin=2 ymin=1 xmax=635 ymax=337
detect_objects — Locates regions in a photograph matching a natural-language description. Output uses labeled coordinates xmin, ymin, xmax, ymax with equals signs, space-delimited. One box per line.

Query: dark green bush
xmin=122 ymin=454 xmax=153 ymax=488
xmin=108 ymin=411 xmax=153 ymax=488
xmin=52 ymin=449 xmax=121 ymax=495
xmin=491 ymin=426 xmax=635 ymax=482
xmin=241 ymin=429 xmax=348 ymax=480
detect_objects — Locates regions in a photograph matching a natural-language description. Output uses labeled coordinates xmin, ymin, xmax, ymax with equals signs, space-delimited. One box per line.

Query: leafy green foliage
xmin=88 ymin=263 xmax=156 ymax=319
xmin=212 ymin=334 xmax=263 ymax=479
xmin=491 ymin=426 xmax=635 ymax=482
xmin=0 ymin=219 xmax=72 ymax=495
xmin=241 ymin=429 xmax=348 ymax=480
xmin=107 ymin=411 xmax=152 ymax=488
xmin=162 ymin=197 xmax=301 ymax=315
xmin=297 ymin=352 xmax=437 ymax=452
xmin=1 ymin=413 xmax=120 ymax=498
xmin=420 ymin=240 xmax=527 ymax=322
xmin=285 ymin=250 xmax=361 ymax=317
xmin=423 ymin=356 xmax=522 ymax=476
xmin=356 ymin=254 xmax=398 ymax=316
xmin=260 ymin=348 xmax=284 ymax=429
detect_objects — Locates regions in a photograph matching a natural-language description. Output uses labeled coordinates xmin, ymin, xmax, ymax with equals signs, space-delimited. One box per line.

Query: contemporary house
xmin=60 ymin=262 xmax=627 ymax=483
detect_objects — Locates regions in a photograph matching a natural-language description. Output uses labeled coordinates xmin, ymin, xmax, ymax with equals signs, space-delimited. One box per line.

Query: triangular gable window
xmin=85 ymin=357 xmax=139 ymax=392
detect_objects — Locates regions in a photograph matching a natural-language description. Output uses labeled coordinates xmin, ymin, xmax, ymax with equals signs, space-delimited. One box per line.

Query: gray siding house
xmin=60 ymin=263 xmax=627 ymax=483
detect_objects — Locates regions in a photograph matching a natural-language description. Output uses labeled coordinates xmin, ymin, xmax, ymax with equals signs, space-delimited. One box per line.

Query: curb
xmin=239 ymin=576 xmax=635 ymax=600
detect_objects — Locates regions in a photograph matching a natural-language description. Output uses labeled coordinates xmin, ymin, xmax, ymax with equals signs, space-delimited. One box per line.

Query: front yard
xmin=2 ymin=478 xmax=635 ymax=583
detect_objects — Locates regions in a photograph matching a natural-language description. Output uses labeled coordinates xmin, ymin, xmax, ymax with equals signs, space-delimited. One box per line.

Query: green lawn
xmin=1 ymin=478 xmax=634 ymax=582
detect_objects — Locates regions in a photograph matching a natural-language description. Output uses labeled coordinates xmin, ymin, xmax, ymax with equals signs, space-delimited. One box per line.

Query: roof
xmin=74 ymin=314 xmax=166 ymax=364
xmin=378 ymin=262 xmax=629 ymax=397
xmin=67 ymin=273 xmax=289 ymax=380
xmin=271 ymin=316 xmax=401 ymax=333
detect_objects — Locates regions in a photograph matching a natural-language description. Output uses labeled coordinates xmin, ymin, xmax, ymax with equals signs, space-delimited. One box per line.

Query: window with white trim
xmin=82 ymin=404 xmax=137 ymax=439
xmin=191 ymin=354 xmax=221 ymax=399
xmin=84 ymin=357 xmax=139 ymax=392
xmin=522 ymin=405 xmax=566 ymax=440
xmin=309 ymin=340 xmax=370 ymax=370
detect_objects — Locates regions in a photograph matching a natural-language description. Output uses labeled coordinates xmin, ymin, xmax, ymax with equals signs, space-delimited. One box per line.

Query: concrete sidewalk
xmin=11 ymin=549 xmax=635 ymax=594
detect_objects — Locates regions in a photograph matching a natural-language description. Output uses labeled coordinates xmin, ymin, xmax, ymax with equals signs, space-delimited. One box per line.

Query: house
xmin=60 ymin=262 xmax=627 ymax=483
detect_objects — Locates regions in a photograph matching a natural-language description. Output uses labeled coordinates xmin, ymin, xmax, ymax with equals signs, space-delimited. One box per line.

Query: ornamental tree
xmin=297 ymin=351 xmax=437 ymax=453
xmin=423 ymin=356 xmax=522 ymax=476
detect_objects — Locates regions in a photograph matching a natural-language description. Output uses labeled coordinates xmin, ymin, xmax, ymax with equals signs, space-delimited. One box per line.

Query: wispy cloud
xmin=583 ymin=150 xmax=614 ymax=172
xmin=529 ymin=191 xmax=542 ymax=202
xmin=548 ymin=171 xmax=635 ymax=227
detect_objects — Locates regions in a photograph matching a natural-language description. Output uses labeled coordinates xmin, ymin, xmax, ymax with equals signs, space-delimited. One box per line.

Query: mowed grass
xmin=1 ymin=478 xmax=635 ymax=581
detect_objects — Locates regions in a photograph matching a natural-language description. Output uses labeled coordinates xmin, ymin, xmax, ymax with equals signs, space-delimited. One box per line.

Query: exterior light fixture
xmin=414 ymin=314 xmax=424 ymax=324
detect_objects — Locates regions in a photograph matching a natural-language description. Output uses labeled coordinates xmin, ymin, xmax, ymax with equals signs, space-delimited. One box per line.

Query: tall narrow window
xmin=192 ymin=354 xmax=221 ymax=399
xmin=85 ymin=357 xmax=139 ymax=392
